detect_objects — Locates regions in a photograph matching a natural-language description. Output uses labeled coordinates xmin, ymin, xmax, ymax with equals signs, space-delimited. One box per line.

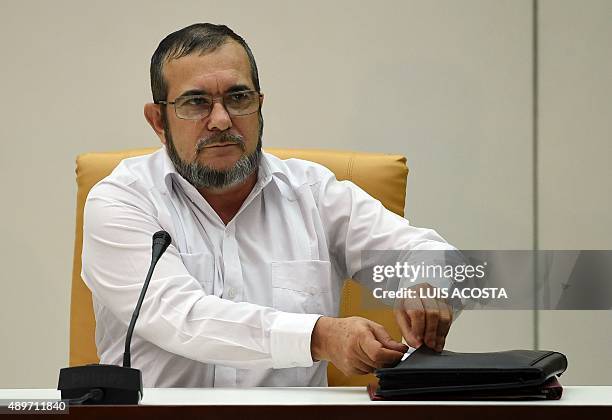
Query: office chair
xmin=70 ymin=147 xmax=409 ymax=386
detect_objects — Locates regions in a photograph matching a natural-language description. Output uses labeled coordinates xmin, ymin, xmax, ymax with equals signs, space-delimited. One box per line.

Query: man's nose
xmin=206 ymin=102 xmax=232 ymax=131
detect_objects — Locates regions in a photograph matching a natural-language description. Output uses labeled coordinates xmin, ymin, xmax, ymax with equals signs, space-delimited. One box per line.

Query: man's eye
xmin=228 ymin=92 xmax=250 ymax=103
xmin=184 ymin=97 xmax=210 ymax=106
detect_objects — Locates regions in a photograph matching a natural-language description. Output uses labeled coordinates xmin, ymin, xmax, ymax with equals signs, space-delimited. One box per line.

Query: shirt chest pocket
xmin=270 ymin=260 xmax=332 ymax=315
xmin=179 ymin=251 xmax=215 ymax=295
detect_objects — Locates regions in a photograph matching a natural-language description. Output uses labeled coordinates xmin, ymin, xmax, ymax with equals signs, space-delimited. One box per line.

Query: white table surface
xmin=1 ymin=386 xmax=611 ymax=406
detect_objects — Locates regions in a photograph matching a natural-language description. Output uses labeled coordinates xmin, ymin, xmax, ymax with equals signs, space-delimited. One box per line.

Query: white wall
xmin=538 ymin=0 xmax=612 ymax=385
xmin=0 ymin=0 xmax=609 ymax=388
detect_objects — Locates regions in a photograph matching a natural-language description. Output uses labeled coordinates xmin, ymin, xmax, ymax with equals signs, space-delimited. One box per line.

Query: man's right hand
xmin=310 ymin=316 xmax=408 ymax=376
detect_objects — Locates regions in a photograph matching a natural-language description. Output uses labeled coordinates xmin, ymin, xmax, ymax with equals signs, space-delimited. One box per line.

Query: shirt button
xmin=227 ymin=288 xmax=236 ymax=299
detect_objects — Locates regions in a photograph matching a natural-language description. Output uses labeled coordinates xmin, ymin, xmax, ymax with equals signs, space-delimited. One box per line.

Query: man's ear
xmin=144 ymin=103 xmax=167 ymax=145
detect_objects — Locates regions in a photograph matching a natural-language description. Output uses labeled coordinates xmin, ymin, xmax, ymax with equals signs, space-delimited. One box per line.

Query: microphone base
xmin=58 ymin=364 xmax=142 ymax=405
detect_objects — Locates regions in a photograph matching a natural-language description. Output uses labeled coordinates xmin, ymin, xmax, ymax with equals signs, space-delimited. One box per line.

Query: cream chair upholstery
xmin=70 ymin=147 xmax=409 ymax=386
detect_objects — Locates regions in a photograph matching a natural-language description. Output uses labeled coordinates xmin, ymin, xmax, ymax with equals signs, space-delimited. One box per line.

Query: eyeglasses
xmin=156 ymin=90 xmax=262 ymax=120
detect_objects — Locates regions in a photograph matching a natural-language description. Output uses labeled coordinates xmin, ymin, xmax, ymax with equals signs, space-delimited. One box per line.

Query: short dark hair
xmin=150 ymin=23 xmax=260 ymax=102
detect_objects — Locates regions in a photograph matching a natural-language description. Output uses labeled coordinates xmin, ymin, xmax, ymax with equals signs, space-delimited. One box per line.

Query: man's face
xmin=161 ymin=40 xmax=262 ymax=188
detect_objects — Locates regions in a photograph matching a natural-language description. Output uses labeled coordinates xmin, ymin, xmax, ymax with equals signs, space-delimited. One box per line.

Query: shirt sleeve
xmin=316 ymin=171 xmax=457 ymax=279
xmin=315 ymin=170 xmax=467 ymax=320
xmin=81 ymin=181 xmax=321 ymax=369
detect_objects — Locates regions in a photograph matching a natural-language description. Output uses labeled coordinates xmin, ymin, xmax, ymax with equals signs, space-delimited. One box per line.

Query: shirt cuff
xmin=270 ymin=312 xmax=323 ymax=369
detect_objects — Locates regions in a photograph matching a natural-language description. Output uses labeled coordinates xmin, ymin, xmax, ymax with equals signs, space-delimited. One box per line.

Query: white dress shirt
xmin=81 ymin=147 xmax=453 ymax=387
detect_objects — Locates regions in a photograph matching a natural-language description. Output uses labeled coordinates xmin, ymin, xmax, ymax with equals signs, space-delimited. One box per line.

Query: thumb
xmin=371 ymin=323 xmax=409 ymax=353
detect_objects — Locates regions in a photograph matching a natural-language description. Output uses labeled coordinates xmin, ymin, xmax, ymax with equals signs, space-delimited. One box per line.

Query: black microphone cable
xmin=66 ymin=388 xmax=104 ymax=405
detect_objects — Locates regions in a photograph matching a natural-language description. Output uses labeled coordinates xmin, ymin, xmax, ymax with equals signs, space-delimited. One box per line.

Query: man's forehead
xmin=163 ymin=41 xmax=253 ymax=96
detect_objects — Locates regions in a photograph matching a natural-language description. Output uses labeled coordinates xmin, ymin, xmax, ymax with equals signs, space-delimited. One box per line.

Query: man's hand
xmin=393 ymin=283 xmax=454 ymax=352
xmin=310 ymin=316 xmax=407 ymax=376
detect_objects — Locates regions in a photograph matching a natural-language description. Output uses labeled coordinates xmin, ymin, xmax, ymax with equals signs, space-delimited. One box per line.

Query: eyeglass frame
xmin=155 ymin=90 xmax=263 ymax=120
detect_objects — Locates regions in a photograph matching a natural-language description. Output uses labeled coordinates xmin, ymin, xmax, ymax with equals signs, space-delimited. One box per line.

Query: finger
xmin=340 ymin=363 xmax=370 ymax=377
xmin=394 ymin=308 xmax=420 ymax=348
xmin=355 ymin=341 xmax=378 ymax=369
xmin=403 ymin=297 xmax=425 ymax=347
xmin=338 ymin=345 xmax=374 ymax=376
xmin=351 ymin=353 xmax=376 ymax=374
xmin=352 ymin=366 xmax=372 ymax=375
xmin=360 ymin=334 xmax=405 ymax=368
xmin=371 ymin=323 xmax=409 ymax=353
xmin=359 ymin=341 xmax=403 ymax=369
xmin=355 ymin=331 xmax=391 ymax=369
xmin=421 ymin=297 xmax=440 ymax=350
xmin=435 ymin=302 xmax=453 ymax=352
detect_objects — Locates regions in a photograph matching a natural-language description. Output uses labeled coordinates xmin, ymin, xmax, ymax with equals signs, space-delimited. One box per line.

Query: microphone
xmin=58 ymin=231 xmax=172 ymax=405
xmin=123 ymin=230 xmax=171 ymax=368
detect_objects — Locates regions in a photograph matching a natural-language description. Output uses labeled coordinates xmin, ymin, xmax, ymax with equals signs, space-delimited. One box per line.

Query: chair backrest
xmin=70 ymin=147 xmax=409 ymax=386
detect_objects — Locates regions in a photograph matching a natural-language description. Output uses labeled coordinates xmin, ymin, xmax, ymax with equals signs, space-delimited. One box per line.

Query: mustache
xmin=196 ymin=132 xmax=246 ymax=152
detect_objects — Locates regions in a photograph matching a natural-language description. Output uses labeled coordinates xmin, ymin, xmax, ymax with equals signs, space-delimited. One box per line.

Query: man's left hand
xmin=393 ymin=283 xmax=454 ymax=352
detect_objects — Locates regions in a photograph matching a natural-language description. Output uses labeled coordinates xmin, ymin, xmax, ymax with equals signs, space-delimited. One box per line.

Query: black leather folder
xmin=369 ymin=346 xmax=568 ymax=400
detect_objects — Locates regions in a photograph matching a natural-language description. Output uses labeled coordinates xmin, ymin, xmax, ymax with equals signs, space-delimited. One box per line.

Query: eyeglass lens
xmin=174 ymin=91 xmax=259 ymax=119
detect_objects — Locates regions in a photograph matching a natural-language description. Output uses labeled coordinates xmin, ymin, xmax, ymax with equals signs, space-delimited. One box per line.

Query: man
xmin=82 ymin=23 xmax=456 ymax=387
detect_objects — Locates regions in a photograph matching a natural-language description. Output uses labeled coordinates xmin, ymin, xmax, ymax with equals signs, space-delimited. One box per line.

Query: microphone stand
xmin=57 ymin=231 xmax=172 ymax=405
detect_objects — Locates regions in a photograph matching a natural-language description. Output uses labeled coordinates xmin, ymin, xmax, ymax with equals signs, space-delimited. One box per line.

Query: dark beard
xmin=164 ymin=126 xmax=262 ymax=190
